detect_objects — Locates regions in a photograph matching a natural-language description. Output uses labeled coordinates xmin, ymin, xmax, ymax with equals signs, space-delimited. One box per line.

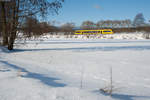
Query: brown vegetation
xmin=112 ymin=26 xmax=150 ymax=33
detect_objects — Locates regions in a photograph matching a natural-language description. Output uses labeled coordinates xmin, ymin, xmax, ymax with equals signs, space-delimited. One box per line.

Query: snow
xmin=40 ymin=32 xmax=149 ymax=40
xmin=0 ymin=35 xmax=150 ymax=100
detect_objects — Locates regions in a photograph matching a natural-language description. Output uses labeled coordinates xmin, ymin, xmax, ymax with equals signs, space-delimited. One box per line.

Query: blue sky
xmin=49 ymin=0 xmax=150 ymax=26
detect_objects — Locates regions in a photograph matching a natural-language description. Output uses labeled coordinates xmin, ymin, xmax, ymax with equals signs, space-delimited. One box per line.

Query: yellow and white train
xmin=75 ymin=29 xmax=113 ymax=35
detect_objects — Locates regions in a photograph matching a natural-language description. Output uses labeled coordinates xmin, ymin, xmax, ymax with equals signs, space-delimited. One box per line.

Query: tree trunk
xmin=8 ymin=31 xmax=16 ymax=50
xmin=1 ymin=2 xmax=8 ymax=46
xmin=8 ymin=0 xmax=19 ymax=50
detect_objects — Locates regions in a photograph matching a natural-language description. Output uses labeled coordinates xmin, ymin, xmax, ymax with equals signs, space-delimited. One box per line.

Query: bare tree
xmin=0 ymin=0 xmax=64 ymax=50
xmin=81 ymin=20 xmax=95 ymax=29
xmin=22 ymin=17 xmax=41 ymax=37
xmin=22 ymin=17 xmax=60 ymax=37
xmin=60 ymin=22 xmax=75 ymax=35
xmin=96 ymin=19 xmax=132 ymax=28
xmin=96 ymin=20 xmax=103 ymax=28
xmin=0 ymin=1 xmax=8 ymax=46
xmin=124 ymin=19 xmax=132 ymax=28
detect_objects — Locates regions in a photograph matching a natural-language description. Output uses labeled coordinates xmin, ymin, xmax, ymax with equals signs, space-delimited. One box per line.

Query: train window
xmin=103 ymin=31 xmax=111 ymax=32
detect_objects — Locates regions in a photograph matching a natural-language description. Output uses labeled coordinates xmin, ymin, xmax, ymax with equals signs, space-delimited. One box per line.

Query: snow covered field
xmin=0 ymin=37 xmax=150 ymax=100
xmin=42 ymin=32 xmax=149 ymax=39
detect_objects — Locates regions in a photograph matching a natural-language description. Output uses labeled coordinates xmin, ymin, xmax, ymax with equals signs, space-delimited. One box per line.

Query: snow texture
xmin=0 ymin=34 xmax=150 ymax=100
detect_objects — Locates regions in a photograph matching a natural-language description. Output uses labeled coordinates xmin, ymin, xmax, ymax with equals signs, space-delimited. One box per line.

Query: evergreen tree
xmin=133 ymin=13 xmax=145 ymax=27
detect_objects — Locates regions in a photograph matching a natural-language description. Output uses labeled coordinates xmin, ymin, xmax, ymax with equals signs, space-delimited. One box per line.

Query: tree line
xmin=60 ymin=13 xmax=150 ymax=34
xmin=20 ymin=13 xmax=149 ymax=35
xmin=81 ymin=13 xmax=149 ymax=29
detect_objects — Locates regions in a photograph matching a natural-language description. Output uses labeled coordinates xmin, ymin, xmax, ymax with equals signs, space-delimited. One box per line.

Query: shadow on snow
xmin=0 ymin=69 xmax=11 ymax=72
xmin=94 ymin=90 xmax=150 ymax=100
xmin=22 ymin=40 xmax=150 ymax=45
xmin=7 ymin=45 xmax=150 ymax=53
xmin=0 ymin=60 xmax=66 ymax=87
